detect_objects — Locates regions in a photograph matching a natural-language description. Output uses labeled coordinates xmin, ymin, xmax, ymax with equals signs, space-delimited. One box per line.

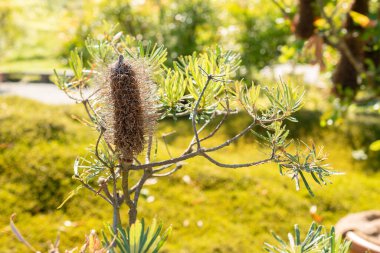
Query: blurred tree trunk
xmin=364 ymin=5 xmax=380 ymax=94
xmin=332 ymin=0 xmax=369 ymax=98
xmin=294 ymin=0 xmax=316 ymax=39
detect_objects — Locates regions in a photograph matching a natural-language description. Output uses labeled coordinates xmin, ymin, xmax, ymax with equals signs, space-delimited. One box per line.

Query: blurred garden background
xmin=1 ymin=0 xmax=380 ymax=252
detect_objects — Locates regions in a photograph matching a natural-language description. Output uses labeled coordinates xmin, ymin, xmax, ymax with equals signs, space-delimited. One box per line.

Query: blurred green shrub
xmin=57 ymin=0 xmax=289 ymax=73
xmin=0 ymin=97 xmax=93 ymax=218
xmin=225 ymin=2 xmax=290 ymax=77
xmin=0 ymin=1 xmax=24 ymax=59
xmin=2 ymin=95 xmax=380 ymax=252
xmin=158 ymin=0 xmax=218 ymax=62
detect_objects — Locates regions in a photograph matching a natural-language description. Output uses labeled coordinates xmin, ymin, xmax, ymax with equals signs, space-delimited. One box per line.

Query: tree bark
xmin=332 ymin=0 xmax=369 ymax=98
xmin=128 ymin=207 xmax=137 ymax=225
xmin=294 ymin=0 xmax=316 ymax=39
xmin=113 ymin=205 xmax=121 ymax=232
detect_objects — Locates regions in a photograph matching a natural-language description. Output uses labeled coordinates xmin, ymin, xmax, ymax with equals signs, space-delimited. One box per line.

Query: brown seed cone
xmin=100 ymin=55 xmax=158 ymax=160
xmin=294 ymin=0 xmax=316 ymax=39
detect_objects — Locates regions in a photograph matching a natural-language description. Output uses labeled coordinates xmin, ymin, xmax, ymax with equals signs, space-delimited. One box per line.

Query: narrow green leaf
xmin=57 ymin=185 xmax=83 ymax=209
xmin=299 ymin=171 xmax=315 ymax=197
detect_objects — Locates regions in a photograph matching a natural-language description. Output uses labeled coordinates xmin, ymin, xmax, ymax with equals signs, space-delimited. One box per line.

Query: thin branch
xmin=145 ymin=135 xmax=153 ymax=164
xmin=185 ymin=94 xmax=230 ymax=154
xmin=151 ymin=164 xmax=175 ymax=173
xmin=163 ymin=109 xmax=236 ymax=119
xmin=204 ymin=121 xmax=256 ymax=153
xmin=131 ymin=112 xmax=289 ymax=170
xmin=61 ymin=88 xmax=83 ymax=103
xmin=211 ymin=77 xmax=233 ymax=83
xmin=78 ymin=179 xmax=113 ymax=205
xmin=133 ymin=171 xmax=151 ymax=206
xmin=109 ymin=166 xmax=121 ymax=232
xmin=134 ymin=157 xmax=142 ymax=165
xmin=200 ymin=116 xmax=226 ymax=142
xmin=121 ymin=161 xmax=134 ymax=209
xmin=82 ymin=100 xmax=96 ymax=122
xmin=162 ymin=132 xmax=175 ymax=159
xmin=198 ymin=65 xmax=209 ymax=76
xmin=199 ymin=86 xmax=231 ymax=143
xmin=99 ymin=167 xmax=120 ymax=186
xmin=130 ymin=150 xmax=200 ymax=170
xmin=202 ymin=152 xmax=274 ymax=169
xmin=98 ymin=181 xmax=113 ymax=201
xmin=10 ymin=214 xmax=39 ymax=253
xmin=184 ymin=112 xmax=216 ymax=154
xmin=94 ymin=129 xmax=110 ymax=168
xmin=153 ymin=164 xmax=183 ymax=177
xmin=86 ymin=87 xmax=101 ymax=100
xmin=128 ymin=181 xmax=140 ymax=194
xmin=270 ymin=0 xmax=290 ymax=18
xmin=109 ymin=167 xmax=118 ymax=204
xmin=86 ymin=99 xmax=107 ymax=129
xmin=192 ymin=76 xmax=212 ymax=150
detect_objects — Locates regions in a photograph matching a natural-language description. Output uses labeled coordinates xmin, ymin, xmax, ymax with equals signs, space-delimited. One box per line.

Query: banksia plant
xmin=264 ymin=223 xmax=351 ymax=253
xmin=101 ymin=55 xmax=158 ymax=161
xmin=52 ymin=31 xmax=339 ymax=252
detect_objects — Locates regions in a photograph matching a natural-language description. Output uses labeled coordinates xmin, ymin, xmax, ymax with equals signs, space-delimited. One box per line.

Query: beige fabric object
xmin=336 ymin=210 xmax=380 ymax=252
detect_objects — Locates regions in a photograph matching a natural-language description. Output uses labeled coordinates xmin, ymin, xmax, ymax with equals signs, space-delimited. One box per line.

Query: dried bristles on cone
xmin=100 ymin=55 xmax=158 ymax=160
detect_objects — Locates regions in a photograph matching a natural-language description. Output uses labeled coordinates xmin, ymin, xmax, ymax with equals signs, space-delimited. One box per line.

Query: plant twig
xmin=202 ymin=152 xmax=274 ymax=169
xmin=152 ymin=164 xmax=183 ymax=177
xmin=204 ymin=121 xmax=256 ymax=152
xmin=146 ymin=136 xmax=153 ymax=164
xmin=78 ymin=179 xmax=113 ymax=205
xmin=191 ymin=75 xmax=212 ymax=150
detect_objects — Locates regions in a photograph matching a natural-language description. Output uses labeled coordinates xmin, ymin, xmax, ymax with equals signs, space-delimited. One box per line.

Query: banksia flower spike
xmin=101 ymin=55 xmax=158 ymax=161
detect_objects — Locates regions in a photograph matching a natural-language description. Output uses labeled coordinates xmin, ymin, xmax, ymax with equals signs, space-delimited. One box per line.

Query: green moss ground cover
xmin=0 ymin=96 xmax=379 ymax=252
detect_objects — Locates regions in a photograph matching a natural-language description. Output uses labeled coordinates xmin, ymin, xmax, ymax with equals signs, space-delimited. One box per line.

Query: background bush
xmin=1 ymin=96 xmax=379 ymax=252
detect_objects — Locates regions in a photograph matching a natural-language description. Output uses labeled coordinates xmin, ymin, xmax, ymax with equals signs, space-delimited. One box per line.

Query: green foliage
xmin=264 ymin=223 xmax=351 ymax=253
xmin=158 ymin=69 xmax=187 ymax=115
xmin=226 ymin=1 xmax=290 ymax=76
xmin=54 ymin=31 xmax=338 ymax=199
xmin=57 ymin=0 xmax=217 ymax=66
xmin=124 ymin=39 xmax=168 ymax=78
xmin=0 ymin=0 xmax=291 ymax=81
xmin=159 ymin=0 xmax=218 ymax=61
xmin=10 ymin=214 xmax=169 ymax=253
xmin=0 ymin=97 xmax=93 ymax=215
xmin=370 ymin=139 xmax=380 ymax=151
xmin=1 ymin=97 xmax=380 ymax=252
xmin=277 ymin=143 xmax=337 ymax=197
xmin=262 ymin=81 xmax=304 ymax=120
xmin=0 ymin=1 xmax=24 ymax=58
xmin=103 ymin=219 xmax=171 ymax=253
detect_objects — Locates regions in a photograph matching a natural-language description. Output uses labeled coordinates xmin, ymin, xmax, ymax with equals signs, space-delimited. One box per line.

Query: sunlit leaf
xmin=349 ymin=11 xmax=370 ymax=28
xmin=57 ymin=185 xmax=83 ymax=209
xmin=369 ymin=140 xmax=380 ymax=152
